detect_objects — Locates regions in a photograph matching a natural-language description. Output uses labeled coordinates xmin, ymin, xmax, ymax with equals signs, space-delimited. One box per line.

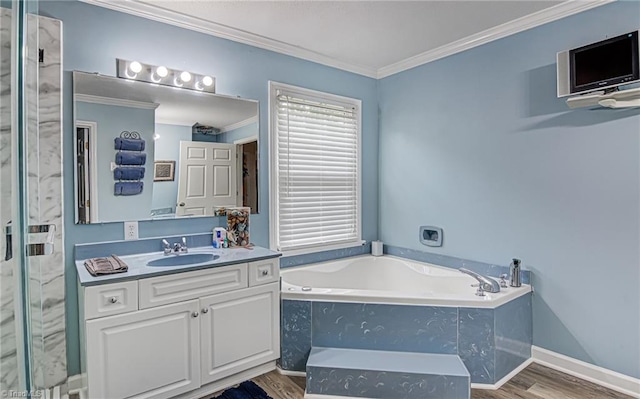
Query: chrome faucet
xmin=459 ymin=268 xmax=501 ymax=296
xmin=163 ymin=237 xmax=188 ymax=255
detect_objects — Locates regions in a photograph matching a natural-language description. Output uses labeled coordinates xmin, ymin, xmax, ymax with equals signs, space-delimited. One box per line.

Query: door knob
xmin=191 ymin=311 xmax=199 ymax=318
xmin=109 ymin=297 xmax=118 ymax=304
xmin=202 ymin=308 xmax=209 ymax=314
xmin=179 ymin=202 xmax=185 ymax=207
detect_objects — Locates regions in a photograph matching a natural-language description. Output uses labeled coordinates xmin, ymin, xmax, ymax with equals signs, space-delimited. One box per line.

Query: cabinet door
xmin=200 ymin=283 xmax=279 ymax=385
xmin=86 ymin=300 xmax=200 ymax=399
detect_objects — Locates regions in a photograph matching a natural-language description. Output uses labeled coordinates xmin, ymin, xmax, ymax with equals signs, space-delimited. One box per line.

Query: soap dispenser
xmin=509 ymin=258 xmax=522 ymax=287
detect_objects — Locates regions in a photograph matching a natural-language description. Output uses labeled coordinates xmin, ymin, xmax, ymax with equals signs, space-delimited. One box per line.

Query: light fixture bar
xmin=116 ymin=59 xmax=216 ymax=93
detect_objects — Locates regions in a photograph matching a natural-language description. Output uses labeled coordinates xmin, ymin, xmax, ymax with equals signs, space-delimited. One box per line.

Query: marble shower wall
xmin=0 ymin=7 xmax=19 ymax=393
xmin=26 ymin=14 xmax=66 ymax=389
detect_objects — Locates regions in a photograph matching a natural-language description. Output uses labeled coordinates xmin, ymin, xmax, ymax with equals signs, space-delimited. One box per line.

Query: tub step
xmin=305 ymin=347 xmax=470 ymax=399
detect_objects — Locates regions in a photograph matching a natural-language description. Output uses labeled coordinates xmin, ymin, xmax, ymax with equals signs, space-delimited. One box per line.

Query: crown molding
xmin=220 ymin=115 xmax=258 ymax=133
xmin=75 ymin=93 xmax=159 ymax=109
xmin=79 ymin=0 xmax=378 ymax=78
xmin=81 ymin=0 xmax=612 ymax=80
xmin=377 ymin=0 xmax=614 ymax=78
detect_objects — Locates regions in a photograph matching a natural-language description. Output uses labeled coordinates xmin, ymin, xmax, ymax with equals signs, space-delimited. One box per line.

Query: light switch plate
xmin=124 ymin=221 xmax=138 ymax=240
xmin=419 ymin=226 xmax=442 ymax=247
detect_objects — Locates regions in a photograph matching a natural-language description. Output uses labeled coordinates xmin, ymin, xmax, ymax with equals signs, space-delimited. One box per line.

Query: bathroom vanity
xmin=76 ymin=245 xmax=281 ymax=399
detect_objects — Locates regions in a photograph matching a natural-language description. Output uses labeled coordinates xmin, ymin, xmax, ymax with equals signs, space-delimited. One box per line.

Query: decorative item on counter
xmin=371 ymin=240 xmax=383 ymax=256
xmin=214 ymin=207 xmax=228 ymax=217
xmin=213 ymin=227 xmax=227 ymax=248
xmin=226 ymin=207 xmax=250 ymax=247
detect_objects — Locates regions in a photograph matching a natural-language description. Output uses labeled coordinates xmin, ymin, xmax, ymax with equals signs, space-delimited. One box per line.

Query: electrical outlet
xmin=124 ymin=221 xmax=138 ymax=240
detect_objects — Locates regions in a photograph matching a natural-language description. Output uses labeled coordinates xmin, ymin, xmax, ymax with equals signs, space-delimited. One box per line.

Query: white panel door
xmin=176 ymin=141 xmax=237 ymax=216
xmin=200 ymin=283 xmax=279 ymax=385
xmin=86 ymin=300 xmax=200 ymax=399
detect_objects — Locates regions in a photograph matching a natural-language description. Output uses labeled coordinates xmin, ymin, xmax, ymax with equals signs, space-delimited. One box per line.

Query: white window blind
xmin=272 ymin=85 xmax=360 ymax=253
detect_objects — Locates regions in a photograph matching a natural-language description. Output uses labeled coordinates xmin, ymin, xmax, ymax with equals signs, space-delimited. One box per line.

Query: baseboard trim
xmin=276 ymin=366 xmax=306 ymax=377
xmin=532 ymin=346 xmax=640 ymax=398
xmin=471 ymin=357 xmax=533 ymax=390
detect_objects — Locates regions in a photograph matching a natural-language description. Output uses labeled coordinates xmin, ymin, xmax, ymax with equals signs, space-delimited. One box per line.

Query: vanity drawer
xmin=84 ymin=281 xmax=138 ymax=320
xmin=139 ymin=264 xmax=248 ymax=309
xmin=248 ymin=259 xmax=279 ymax=287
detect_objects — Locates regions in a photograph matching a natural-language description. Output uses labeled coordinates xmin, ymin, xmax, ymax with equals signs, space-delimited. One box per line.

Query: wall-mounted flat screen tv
xmin=557 ymin=30 xmax=639 ymax=97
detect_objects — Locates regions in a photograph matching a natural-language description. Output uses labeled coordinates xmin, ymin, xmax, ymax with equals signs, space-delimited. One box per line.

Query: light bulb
xmin=129 ymin=61 xmax=142 ymax=73
xmin=202 ymin=76 xmax=213 ymax=87
xmin=156 ymin=66 xmax=168 ymax=77
xmin=180 ymin=71 xmax=192 ymax=82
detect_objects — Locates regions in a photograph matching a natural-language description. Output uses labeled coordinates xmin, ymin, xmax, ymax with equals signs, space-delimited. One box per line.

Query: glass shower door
xmin=0 ymin=2 xmax=27 ymax=393
xmin=0 ymin=0 xmax=46 ymax=395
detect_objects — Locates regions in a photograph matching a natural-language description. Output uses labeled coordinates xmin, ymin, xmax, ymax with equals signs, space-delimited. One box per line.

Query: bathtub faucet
xmin=459 ymin=268 xmax=500 ymax=296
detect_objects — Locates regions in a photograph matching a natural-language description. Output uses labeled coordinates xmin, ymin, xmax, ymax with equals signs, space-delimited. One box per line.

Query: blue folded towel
xmin=114 ymin=181 xmax=144 ymax=196
xmin=115 ymin=152 xmax=146 ymax=166
xmin=114 ymin=167 xmax=145 ymax=180
xmin=114 ymin=137 xmax=145 ymax=151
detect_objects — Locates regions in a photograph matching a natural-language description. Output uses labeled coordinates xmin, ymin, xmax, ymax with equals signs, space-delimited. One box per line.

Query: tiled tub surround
xmin=282 ymin=295 xmax=532 ymax=385
xmin=280 ymin=255 xmax=532 ymax=386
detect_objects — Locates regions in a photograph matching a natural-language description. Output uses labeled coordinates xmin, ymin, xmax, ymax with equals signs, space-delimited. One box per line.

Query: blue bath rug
xmin=215 ymin=381 xmax=272 ymax=399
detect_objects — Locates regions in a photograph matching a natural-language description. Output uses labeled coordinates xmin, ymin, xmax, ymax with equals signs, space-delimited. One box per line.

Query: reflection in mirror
xmin=73 ymin=71 xmax=259 ymax=224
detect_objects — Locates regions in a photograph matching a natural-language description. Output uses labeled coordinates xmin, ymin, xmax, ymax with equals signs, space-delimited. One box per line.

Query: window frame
xmin=268 ymin=81 xmax=363 ymax=255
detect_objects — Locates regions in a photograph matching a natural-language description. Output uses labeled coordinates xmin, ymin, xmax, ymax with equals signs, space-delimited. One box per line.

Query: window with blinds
xmin=270 ymin=83 xmax=361 ymax=253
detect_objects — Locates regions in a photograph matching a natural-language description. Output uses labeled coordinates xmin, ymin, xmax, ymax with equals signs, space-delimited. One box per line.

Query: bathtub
xmin=279 ymin=255 xmax=533 ymax=386
xmin=281 ymin=255 xmax=531 ymax=308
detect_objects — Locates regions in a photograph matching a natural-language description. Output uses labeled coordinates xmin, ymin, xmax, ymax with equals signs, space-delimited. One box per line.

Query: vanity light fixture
xmin=117 ymin=59 xmax=215 ymax=93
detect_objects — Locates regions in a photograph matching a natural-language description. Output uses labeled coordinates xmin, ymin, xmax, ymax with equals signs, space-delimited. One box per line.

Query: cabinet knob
xmin=109 ymin=297 xmax=118 ymax=304
xmin=191 ymin=311 xmax=199 ymax=318
xmin=202 ymin=308 xmax=209 ymax=314
xmin=261 ymin=270 xmax=269 ymax=276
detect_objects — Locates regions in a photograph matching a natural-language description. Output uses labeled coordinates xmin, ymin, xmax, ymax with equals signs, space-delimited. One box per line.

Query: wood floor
xmin=248 ymin=363 xmax=634 ymax=399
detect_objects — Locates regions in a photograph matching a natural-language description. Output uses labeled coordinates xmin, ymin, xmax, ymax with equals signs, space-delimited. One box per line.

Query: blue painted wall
xmin=378 ymin=1 xmax=640 ymax=379
xmin=76 ymin=101 xmax=155 ymax=221
xmin=151 ymin=123 xmax=192 ymax=213
xmin=39 ymin=0 xmax=379 ymax=375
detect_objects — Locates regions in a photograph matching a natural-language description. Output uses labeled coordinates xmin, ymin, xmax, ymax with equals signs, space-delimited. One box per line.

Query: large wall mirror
xmin=73 ymin=71 xmax=259 ymax=224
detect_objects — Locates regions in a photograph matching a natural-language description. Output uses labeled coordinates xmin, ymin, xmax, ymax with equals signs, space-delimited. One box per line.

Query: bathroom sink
xmin=146 ymin=253 xmax=220 ymax=267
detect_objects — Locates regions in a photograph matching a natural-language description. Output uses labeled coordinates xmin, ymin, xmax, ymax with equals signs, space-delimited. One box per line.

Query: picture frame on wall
xmin=153 ymin=160 xmax=175 ymax=182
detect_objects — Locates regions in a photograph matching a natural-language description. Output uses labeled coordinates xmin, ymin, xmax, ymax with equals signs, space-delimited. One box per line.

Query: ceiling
xmin=86 ymin=0 xmax=610 ymax=78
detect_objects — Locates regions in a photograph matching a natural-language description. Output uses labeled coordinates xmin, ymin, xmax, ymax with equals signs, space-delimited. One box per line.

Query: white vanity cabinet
xmin=85 ymin=299 xmax=201 ymax=399
xmin=79 ymin=258 xmax=280 ymax=399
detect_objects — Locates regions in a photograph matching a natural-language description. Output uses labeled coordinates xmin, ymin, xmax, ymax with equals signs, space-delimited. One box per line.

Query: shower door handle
xmin=5 ymin=221 xmax=12 ymax=261
xmin=26 ymin=224 xmax=56 ymax=257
